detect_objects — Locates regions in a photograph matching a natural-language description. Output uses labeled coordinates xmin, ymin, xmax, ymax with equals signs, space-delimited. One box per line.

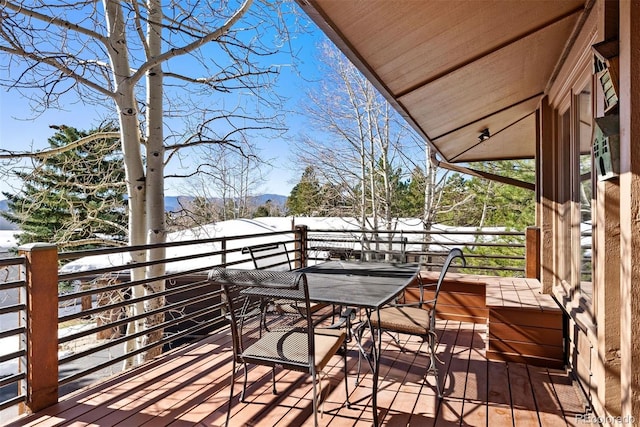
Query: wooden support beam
xmin=433 ymin=158 xmax=535 ymax=191
xmin=294 ymin=224 xmax=308 ymax=269
xmin=537 ymin=97 xmax=555 ymax=294
xmin=19 ymin=243 xmax=59 ymax=414
xmin=619 ymin=1 xmax=640 ymax=419
xmin=525 ymin=226 xmax=540 ymax=279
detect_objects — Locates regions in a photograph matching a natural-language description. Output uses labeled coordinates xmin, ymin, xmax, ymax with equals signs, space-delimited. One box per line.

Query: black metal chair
xmin=363 ymin=248 xmax=466 ymax=397
xmin=244 ymin=242 xmax=327 ymax=320
xmin=209 ymin=268 xmax=350 ymax=427
xmin=243 ymin=242 xmax=294 ymax=272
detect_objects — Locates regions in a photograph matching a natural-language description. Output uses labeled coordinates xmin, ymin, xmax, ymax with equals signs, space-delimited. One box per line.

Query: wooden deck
xmin=8 ymin=319 xmax=588 ymax=427
xmin=413 ymin=272 xmax=565 ymax=368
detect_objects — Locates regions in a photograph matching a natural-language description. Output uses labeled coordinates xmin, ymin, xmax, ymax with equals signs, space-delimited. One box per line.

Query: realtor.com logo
xmin=575 ymin=411 xmax=635 ymax=425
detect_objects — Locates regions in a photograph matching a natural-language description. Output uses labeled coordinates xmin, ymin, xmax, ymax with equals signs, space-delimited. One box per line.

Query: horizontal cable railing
xmin=0 ymin=256 xmax=27 ymax=415
xmin=55 ymin=230 xmax=298 ymax=395
xmin=305 ymin=228 xmax=526 ymax=275
xmin=4 ymin=225 xmax=533 ymax=420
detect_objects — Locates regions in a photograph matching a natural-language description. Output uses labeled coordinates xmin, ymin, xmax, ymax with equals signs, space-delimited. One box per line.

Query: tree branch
xmin=0 ymin=45 xmax=115 ymax=98
xmin=2 ymin=1 xmax=107 ymax=43
xmin=0 ymin=131 xmax=121 ymax=159
xmin=130 ymin=0 xmax=253 ymax=83
xmin=58 ymin=238 xmax=127 ymax=250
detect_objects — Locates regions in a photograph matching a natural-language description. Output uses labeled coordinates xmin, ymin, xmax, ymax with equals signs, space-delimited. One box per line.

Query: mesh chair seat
xmin=357 ymin=248 xmax=466 ymax=398
xmin=370 ymin=306 xmax=431 ymax=336
xmin=271 ymin=299 xmax=325 ymax=316
xmin=209 ymin=268 xmax=349 ymax=427
xmin=242 ymin=328 xmax=345 ymax=371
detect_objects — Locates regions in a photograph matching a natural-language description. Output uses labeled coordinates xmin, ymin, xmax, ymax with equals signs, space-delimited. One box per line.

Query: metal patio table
xmin=240 ymin=260 xmax=420 ymax=425
xmin=302 ymin=260 xmax=420 ymax=426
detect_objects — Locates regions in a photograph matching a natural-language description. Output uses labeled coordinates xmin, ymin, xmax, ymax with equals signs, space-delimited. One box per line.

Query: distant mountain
xmin=165 ymin=194 xmax=287 ymax=212
xmin=0 ymin=200 xmax=18 ymax=230
xmin=253 ymin=194 xmax=287 ymax=206
xmin=164 ymin=196 xmax=194 ymax=213
xmin=0 ymin=194 xmax=288 ymax=228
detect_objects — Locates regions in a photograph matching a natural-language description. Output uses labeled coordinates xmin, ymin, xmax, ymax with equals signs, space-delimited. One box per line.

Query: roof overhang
xmin=297 ymin=0 xmax=592 ymax=163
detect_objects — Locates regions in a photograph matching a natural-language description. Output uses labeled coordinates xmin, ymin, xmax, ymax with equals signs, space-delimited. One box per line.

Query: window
xmin=557 ymin=108 xmax=572 ymax=292
xmin=574 ymin=83 xmax=593 ymax=301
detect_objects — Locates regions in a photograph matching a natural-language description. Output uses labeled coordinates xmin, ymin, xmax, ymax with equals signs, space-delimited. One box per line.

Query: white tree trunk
xmin=2 ymin=0 xmax=273 ymax=368
xmin=142 ymin=0 xmax=167 ymax=361
xmin=422 ymin=147 xmax=436 ymax=265
xmin=102 ymin=0 xmax=147 ymax=367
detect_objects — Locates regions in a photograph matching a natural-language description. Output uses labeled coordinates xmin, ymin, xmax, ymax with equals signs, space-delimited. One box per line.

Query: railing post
xmin=19 ymin=243 xmax=59 ymax=414
xmin=221 ymin=237 xmax=227 ymax=267
xmin=525 ymin=226 xmax=540 ymax=279
xmin=294 ymin=225 xmax=308 ymax=269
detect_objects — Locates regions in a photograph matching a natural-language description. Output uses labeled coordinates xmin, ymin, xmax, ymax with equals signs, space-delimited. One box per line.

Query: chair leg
xmin=312 ymin=372 xmax=319 ymax=427
xmin=226 ymin=359 xmax=237 ymax=427
xmin=260 ymin=299 xmax=271 ymax=332
xmin=342 ymin=341 xmax=350 ymax=408
xmin=241 ymin=363 xmax=249 ymax=402
xmin=386 ymin=330 xmax=403 ymax=349
xmin=272 ymin=366 xmax=277 ymax=394
xmin=354 ymin=322 xmax=366 ymax=386
xmin=427 ymin=331 xmax=442 ymax=398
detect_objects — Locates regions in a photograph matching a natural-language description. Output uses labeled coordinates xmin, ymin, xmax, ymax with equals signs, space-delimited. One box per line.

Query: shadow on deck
xmin=7 ymin=319 xmax=588 ymax=426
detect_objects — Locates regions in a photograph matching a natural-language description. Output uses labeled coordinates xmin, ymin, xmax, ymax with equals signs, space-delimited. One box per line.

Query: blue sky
xmin=0 ymin=4 xmax=326 ymax=198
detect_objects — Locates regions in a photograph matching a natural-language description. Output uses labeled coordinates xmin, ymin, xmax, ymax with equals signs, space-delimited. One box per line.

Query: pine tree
xmin=396 ymin=167 xmax=426 ymax=218
xmin=286 ymin=166 xmax=323 ymax=216
xmin=435 ymin=160 xmax=536 ymax=275
xmin=435 ymin=160 xmax=535 ymax=228
xmin=1 ymin=126 xmax=128 ymax=249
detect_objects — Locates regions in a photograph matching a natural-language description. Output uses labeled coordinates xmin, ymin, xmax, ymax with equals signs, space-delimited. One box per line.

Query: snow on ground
xmin=59 ymin=217 xmax=511 ymax=275
xmin=0 ymin=230 xmax=17 ymax=256
xmin=60 ymin=217 xmax=298 ymax=274
xmin=0 ymin=336 xmax=18 ymax=376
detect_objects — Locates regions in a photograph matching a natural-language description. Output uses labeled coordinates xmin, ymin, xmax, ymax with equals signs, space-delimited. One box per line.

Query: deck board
xmin=508 ymin=362 xmax=541 ymax=426
xmin=486 ymin=355 xmax=514 ymax=426
xmin=460 ymin=323 xmax=487 ymax=426
xmin=7 ymin=319 xmax=587 ymax=427
xmin=436 ymin=321 xmax=469 ymax=426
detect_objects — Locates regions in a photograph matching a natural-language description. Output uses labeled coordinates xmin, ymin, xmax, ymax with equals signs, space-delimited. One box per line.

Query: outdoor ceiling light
xmin=478 ymin=128 xmax=490 ymax=142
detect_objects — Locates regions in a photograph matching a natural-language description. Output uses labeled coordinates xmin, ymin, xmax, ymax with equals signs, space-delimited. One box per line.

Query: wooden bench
xmin=406 ymin=272 xmax=564 ymax=369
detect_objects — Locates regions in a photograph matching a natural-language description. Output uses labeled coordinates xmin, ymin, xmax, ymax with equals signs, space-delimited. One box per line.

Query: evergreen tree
xmin=254 ymin=204 xmax=270 ymax=218
xmin=286 ymin=166 xmax=323 ymax=216
xmin=370 ymin=158 xmax=409 ymax=219
xmin=396 ymin=166 xmax=425 ymax=218
xmin=435 ymin=160 xmax=536 ymax=275
xmin=436 ymin=160 xmax=535 ymax=229
xmin=318 ymin=182 xmax=351 ymax=216
xmin=436 ymin=174 xmax=477 ymax=226
xmin=1 ymin=126 xmax=127 ymax=248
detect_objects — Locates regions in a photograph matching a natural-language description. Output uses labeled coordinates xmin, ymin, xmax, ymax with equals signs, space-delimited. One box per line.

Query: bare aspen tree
xmin=294 ymin=41 xmax=426 ymax=256
xmin=1 ymin=0 xmax=293 ymax=364
xmin=171 ymin=140 xmax=265 ymax=222
xmin=293 ymin=42 xmax=458 ymax=263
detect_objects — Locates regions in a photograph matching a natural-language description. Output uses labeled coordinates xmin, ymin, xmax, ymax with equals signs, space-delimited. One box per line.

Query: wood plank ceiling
xmin=297 ymin=0 xmax=590 ymax=163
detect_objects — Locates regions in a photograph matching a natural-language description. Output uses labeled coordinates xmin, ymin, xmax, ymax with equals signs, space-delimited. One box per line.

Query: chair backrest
xmin=361 ymin=235 xmax=408 ymax=263
xmin=208 ymin=268 xmax=314 ymax=364
xmin=243 ymin=242 xmax=293 ymax=271
xmin=430 ymin=248 xmax=466 ymax=325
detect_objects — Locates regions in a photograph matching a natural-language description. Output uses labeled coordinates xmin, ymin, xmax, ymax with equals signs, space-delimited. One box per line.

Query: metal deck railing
xmin=0 ymin=225 xmax=533 ymax=421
